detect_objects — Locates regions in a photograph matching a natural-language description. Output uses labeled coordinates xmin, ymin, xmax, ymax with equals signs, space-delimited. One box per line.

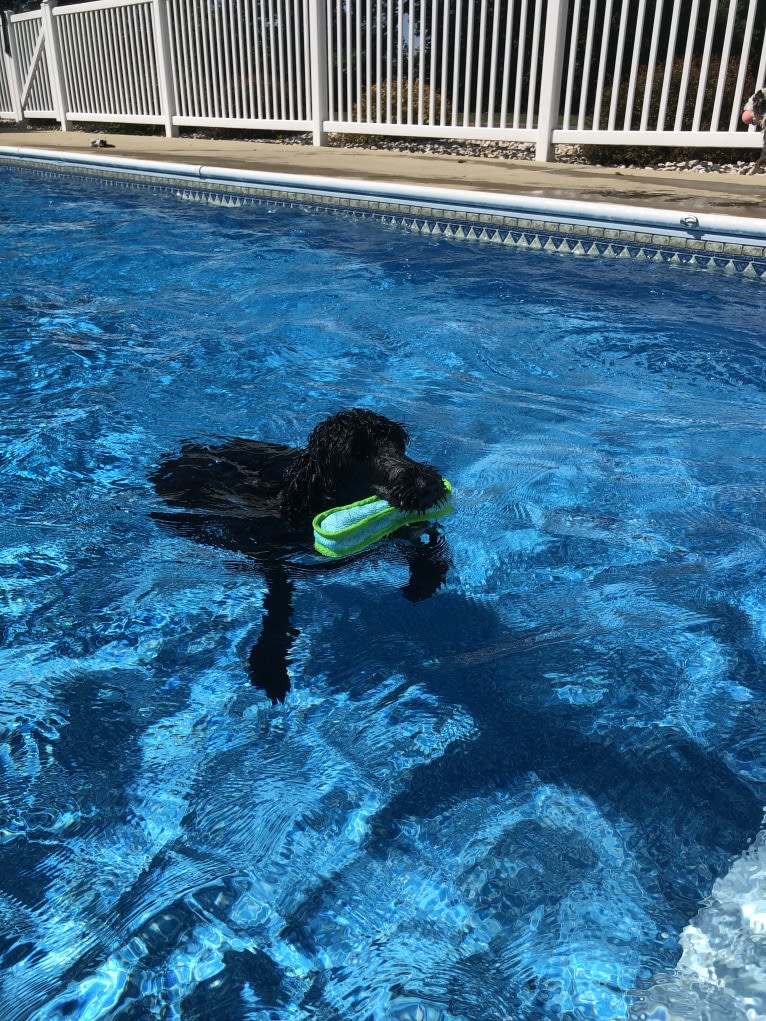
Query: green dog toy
xmin=313 ymin=480 xmax=453 ymax=558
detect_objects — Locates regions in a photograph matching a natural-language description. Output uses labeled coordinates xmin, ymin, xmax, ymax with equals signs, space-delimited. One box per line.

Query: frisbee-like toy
xmin=313 ymin=480 xmax=453 ymax=558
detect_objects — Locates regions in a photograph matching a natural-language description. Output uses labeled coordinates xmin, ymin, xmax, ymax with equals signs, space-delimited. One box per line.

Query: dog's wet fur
xmin=150 ymin=409 xmax=451 ymax=701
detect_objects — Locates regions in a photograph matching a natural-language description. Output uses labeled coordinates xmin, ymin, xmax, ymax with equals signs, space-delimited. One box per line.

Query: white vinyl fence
xmin=1 ymin=0 xmax=765 ymax=159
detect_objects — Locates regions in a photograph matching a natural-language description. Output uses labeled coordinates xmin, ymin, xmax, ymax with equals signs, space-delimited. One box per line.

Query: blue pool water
xmin=1 ymin=163 xmax=766 ymax=1021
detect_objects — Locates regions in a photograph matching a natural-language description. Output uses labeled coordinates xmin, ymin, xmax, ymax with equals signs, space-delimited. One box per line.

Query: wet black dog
xmin=742 ymin=88 xmax=766 ymax=173
xmin=149 ymin=409 xmax=450 ymax=701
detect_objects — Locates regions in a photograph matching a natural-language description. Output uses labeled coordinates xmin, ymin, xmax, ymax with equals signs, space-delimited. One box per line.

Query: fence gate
xmin=6 ymin=8 xmax=58 ymax=122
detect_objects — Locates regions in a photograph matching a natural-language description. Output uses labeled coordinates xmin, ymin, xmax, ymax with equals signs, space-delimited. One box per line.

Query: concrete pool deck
xmin=1 ymin=124 xmax=765 ymax=223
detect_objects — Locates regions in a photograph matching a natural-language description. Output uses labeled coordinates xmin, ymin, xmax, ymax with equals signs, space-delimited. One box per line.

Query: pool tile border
xmin=5 ymin=155 xmax=766 ymax=281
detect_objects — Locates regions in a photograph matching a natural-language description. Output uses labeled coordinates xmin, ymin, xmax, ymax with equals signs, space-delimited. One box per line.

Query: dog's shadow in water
xmin=313 ymin=582 xmax=764 ymax=967
xmin=150 ymin=507 xmax=451 ymax=703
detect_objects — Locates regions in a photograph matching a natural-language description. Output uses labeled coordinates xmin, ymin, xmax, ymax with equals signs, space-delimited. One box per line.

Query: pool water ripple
xmin=2 ymin=165 xmax=766 ymax=1020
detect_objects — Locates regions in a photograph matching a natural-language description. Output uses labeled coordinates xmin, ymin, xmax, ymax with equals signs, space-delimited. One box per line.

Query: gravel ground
xmin=245 ymin=131 xmax=766 ymax=176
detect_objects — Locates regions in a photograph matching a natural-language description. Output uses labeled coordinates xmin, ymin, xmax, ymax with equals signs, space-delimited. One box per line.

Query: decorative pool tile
xmin=3 ymin=154 xmax=766 ymax=281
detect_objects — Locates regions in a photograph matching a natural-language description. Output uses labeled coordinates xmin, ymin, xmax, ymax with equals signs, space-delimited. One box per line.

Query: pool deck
xmin=2 ymin=125 xmax=765 ymax=223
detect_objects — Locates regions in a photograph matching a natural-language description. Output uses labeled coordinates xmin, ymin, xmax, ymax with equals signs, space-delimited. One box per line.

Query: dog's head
xmin=281 ymin=408 xmax=447 ymax=522
xmin=743 ymin=88 xmax=766 ymax=130
xmin=305 ymin=408 xmax=410 ymax=464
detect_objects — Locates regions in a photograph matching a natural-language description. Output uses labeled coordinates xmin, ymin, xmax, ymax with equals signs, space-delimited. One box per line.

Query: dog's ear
xmin=304 ymin=412 xmax=360 ymax=464
xmin=305 ymin=416 xmax=350 ymax=460
xmin=280 ymin=448 xmax=329 ymax=522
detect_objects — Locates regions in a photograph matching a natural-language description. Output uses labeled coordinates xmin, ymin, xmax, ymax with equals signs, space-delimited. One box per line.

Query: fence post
xmin=535 ymin=0 xmax=568 ymax=161
xmin=152 ymin=0 xmax=178 ymax=137
xmin=39 ymin=0 xmax=68 ymax=130
xmin=2 ymin=11 xmax=24 ymax=122
xmin=307 ymin=0 xmax=328 ymax=145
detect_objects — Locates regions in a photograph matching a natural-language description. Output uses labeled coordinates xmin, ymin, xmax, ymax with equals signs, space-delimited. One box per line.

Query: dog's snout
xmin=413 ymin=469 xmax=447 ymax=510
xmin=378 ymin=458 xmax=446 ymax=513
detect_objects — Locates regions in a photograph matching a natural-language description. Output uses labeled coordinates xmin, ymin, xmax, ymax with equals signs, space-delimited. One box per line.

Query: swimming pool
xmin=1 ymin=156 xmax=766 ymax=1021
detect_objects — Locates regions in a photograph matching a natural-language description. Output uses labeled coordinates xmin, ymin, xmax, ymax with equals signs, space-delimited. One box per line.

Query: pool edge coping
xmin=4 ymin=145 xmax=766 ymax=279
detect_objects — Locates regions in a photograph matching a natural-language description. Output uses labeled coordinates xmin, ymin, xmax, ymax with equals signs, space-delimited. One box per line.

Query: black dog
xmin=149 ymin=409 xmax=450 ymax=702
xmin=742 ymin=88 xmax=766 ymax=173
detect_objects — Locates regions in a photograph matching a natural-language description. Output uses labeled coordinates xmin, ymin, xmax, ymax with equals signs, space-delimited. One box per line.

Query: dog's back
xmin=150 ymin=438 xmax=296 ymax=516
